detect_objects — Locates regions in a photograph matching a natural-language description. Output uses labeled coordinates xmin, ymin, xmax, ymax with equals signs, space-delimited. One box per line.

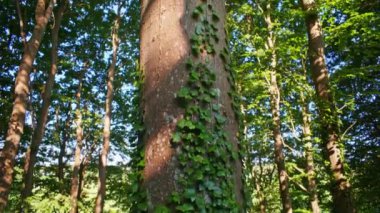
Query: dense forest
xmin=0 ymin=0 xmax=379 ymax=212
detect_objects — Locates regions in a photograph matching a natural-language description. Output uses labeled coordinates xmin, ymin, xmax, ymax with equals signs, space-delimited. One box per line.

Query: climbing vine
xmin=126 ymin=65 xmax=148 ymax=212
xmin=168 ymin=1 xmax=242 ymax=212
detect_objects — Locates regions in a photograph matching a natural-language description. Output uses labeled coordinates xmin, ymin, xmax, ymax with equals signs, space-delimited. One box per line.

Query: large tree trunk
xmin=21 ymin=0 xmax=67 ymax=202
xmin=261 ymin=3 xmax=293 ymax=212
xmin=0 ymin=0 xmax=54 ymax=210
xmin=140 ymin=0 xmax=243 ymax=211
xmin=70 ymin=71 xmax=85 ymax=213
xmin=301 ymin=1 xmax=355 ymax=212
xmin=300 ymin=92 xmax=320 ymax=213
xmin=94 ymin=8 xmax=121 ymax=213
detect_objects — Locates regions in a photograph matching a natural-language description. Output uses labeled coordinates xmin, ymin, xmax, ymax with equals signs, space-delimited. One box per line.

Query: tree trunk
xmin=94 ymin=8 xmax=121 ymax=213
xmin=70 ymin=71 xmax=85 ymax=213
xmin=300 ymin=92 xmax=320 ymax=213
xmin=253 ymin=170 xmax=266 ymax=213
xmin=58 ymin=104 xmax=70 ymax=192
xmin=301 ymin=1 xmax=355 ymax=212
xmin=77 ymin=149 xmax=93 ymax=205
xmin=140 ymin=0 xmax=243 ymax=211
xmin=77 ymin=162 xmax=86 ymax=204
xmin=261 ymin=3 xmax=293 ymax=213
xmin=21 ymin=0 xmax=67 ymax=202
xmin=0 ymin=0 xmax=54 ymax=210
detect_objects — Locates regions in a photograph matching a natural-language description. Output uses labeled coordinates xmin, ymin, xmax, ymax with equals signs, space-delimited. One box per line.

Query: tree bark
xmin=140 ymin=0 xmax=243 ymax=210
xmin=21 ymin=0 xmax=67 ymax=202
xmin=300 ymin=92 xmax=320 ymax=213
xmin=261 ymin=2 xmax=293 ymax=212
xmin=94 ymin=7 xmax=121 ymax=213
xmin=253 ymin=169 xmax=266 ymax=213
xmin=0 ymin=0 xmax=54 ymax=210
xmin=58 ymin=104 xmax=70 ymax=192
xmin=70 ymin=70 xmax=85 ymax=213
xmin=77 ymin=146 xmax=94 ymax=206
xmin=301 ymin=1 xmax=355 ymax=212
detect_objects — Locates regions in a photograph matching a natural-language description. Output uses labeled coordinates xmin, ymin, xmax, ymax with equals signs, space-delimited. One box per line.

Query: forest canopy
xmin=0 ymin=0 xmax=379 ymax=212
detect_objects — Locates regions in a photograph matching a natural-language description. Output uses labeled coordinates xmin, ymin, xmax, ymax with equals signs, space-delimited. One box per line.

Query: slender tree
xmin=21 ymin=0 xmax=67 ymax=202
xmin=139 ymin=0 xmax=243 ymax=211
xmin=300 ymin=58 xmax=320 ymax=213
xmin=70 ymin=70 xmax=85 ymax=213
xmin=300 ymin=0 xmax=355 ymax=212
xmin=0 ymin=0 xmax=54 ymax=210
xmin=300 ymin=93 xmax=320 ymax=212
xmin=58 ymin=103 xmax=71 ymax=186
xmin=256 ymin=1 xmax=293 ymax=212
xmin=95 ymin=4 xmax=121 ymax=212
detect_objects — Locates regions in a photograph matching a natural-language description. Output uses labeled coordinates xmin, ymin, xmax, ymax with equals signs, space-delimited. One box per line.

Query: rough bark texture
xmin=94 ymin=9 xmax=120 ymax=212
xmin=70 ymin=71 xmax=85 ymax=213
xmin=300 ymin=92 xmax=320 ymax=213
xmin=140 ymin=0 xmax=243 ymax=210
xmin=0 ymin=0 xmax=54 ymax=210
xmin=301 ymin=1 xmax=355 ymax=212
xmin=21 ymin=0 xmax=67 ymax=201
xmin=262 ymin=3 xmax=293 ymax=213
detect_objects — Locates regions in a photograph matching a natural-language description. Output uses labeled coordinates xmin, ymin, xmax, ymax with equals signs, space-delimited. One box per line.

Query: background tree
xmin=0 ymin=0 xmax=54 ymax=209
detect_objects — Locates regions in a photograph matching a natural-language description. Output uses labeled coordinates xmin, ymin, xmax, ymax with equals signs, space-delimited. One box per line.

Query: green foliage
xmin=165 ymin=2 xmax=242 ymax=212
xmin=0 ymin=0 xmax=379 ymax=212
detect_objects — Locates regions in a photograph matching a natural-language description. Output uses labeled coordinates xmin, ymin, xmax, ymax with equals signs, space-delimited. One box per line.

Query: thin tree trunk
xmin=77 ymin=153 xmax=91 ymax=204
xmin=300 ymin=1 xmax=355 ymax=212
xmin=0 ymin=0 xmax=54 ymax=210
xmin=300 ymin=92 xmax=320 ymax=213
xmin=57 ymin=105 xmax=70 ymax=193
xmin=253 ymin=170 xmax=266 ymax=213
xmin=94 ymin=7 xmax=121 ymax=213
xmin=21 ymin=0 xmax=67 ymax=202
xmin=260 ymin=2 xmax=293 ymax=212
xmin=78 ymin=139 xmax=96 ymax=204
xmin=58 ymin=104 xmax=70 ymax=187
xmin=77 ymin=162 xmax=85 ymax=203
xmin=70 ymin=71 xmax=85 ymax=213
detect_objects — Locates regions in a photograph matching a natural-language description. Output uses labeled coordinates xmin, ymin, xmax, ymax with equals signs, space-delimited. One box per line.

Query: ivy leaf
xmin=215 ymin=114 xmax=226 ymax=124
xmin=177 ymin=87 xmax=191 ymax=100
xmin=184 ymin=188 xmax=196 ymax=201
xmin=192 ymin=46 xmax=201 ymax=57
xmin=206 ymin=44 xmax=215 ymax=54
xmin=171 ymin=192 xmax=180 ymax=204
xmin=178 ymin=119 xmax=196 ymax=130
xmin=172 ymin=132 xmax=181 ymax=144
xmin=209 ymin=88 xmax=220 ymax=97
xmin=190 ymin=70 xmax=200 ymax=81
xmin=176 ymin=204 xmax=195 ymax=212
xmin=154 ymin=205 xmax=170 ymax=213
xmin=185 ymin=59 xmax=193 ymax=69
xmin=212 ymin=12 xmax=220 ymax=22
xmin=200 ymin=94 xmax=212 ymax=103
xmin=212 ymin=104 xmax=221 ymax=111
xmin=204 ymin=180 xmax=216 ymax=190
xmin=137 ymin=203 xmax=148 ymax=211
xmin=193 ymin=155 xmax=204 ymax=163
xmin=195 ymin=24 xmax=203 ymax=35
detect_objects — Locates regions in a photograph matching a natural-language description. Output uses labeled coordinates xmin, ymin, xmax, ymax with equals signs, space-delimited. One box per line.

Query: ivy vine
xmin=129 ymin=1 xmax=247 ymax=212
xmin=168 ymin=1 xmax=242 ymax=212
